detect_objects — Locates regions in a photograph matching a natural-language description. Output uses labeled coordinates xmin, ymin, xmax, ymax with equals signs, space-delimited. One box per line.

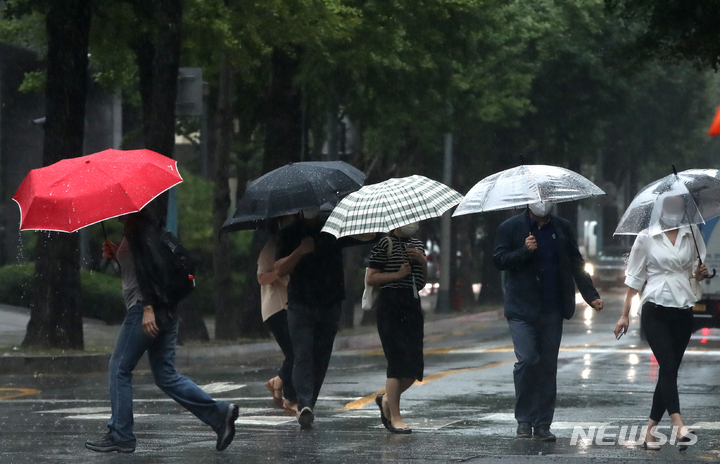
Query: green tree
xmin=21 ymin=0 xmax=92 ymax=349
xmin=606 ymin=0 xmax=720 ymax=70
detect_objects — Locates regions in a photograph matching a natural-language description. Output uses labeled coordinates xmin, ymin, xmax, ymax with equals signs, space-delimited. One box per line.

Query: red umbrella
xmin=13 ymin=148 xmax=183 ymax=233
xmin=710 ymin=103 xmax=720 ymax=137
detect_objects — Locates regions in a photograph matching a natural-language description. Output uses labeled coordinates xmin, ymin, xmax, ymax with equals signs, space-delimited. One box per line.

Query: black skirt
xmin=376 ymin=287 xmax=424 ymax=381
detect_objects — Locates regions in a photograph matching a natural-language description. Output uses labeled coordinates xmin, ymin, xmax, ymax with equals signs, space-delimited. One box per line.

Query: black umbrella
xmin=222 ymin=161 xmax=365 ymax=232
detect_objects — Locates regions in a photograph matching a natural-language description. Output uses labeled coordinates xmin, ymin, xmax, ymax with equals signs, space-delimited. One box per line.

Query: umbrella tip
xmin=672 ymin=164 xmax=677 ymax=176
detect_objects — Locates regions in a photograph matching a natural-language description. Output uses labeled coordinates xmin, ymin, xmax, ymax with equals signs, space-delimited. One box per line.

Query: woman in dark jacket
xmin=85 ymin=212 xmax=239 ymax=454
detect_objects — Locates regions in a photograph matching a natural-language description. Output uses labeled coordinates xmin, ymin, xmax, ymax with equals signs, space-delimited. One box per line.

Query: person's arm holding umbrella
xmin=275 ymin=236 xmax=315 ymax=277
xmin=405 ymin=245 xmax=428 ymax=283
xmin=692 ymin=224 xmax=710 ymax=282
xmin=493 ymin=220 xmax=535 ymax=271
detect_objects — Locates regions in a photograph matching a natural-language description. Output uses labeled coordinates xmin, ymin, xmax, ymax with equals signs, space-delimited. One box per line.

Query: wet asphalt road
xmin=1 ymin=289 xmax=720 ymax=463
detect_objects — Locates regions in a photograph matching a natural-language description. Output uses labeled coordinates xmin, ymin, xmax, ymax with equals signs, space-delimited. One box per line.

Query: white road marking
xmin=34 ymin=407 xmax=110 ymax=414
xmin=198 ymin=382 xmax=246 ymax=394
xmin=689 ymin=421 xmax=720 ymax=430
xmin=64 ymin=414 xmax=156 ymax=420
xmin=551 ymin=422 xmax=608 ymax=430
xmin=235 ymin=416 xmax=295 ymax=426
xmin=480 ymin=413 xmax=515 ymax=422
xmin=371 ymin=419 xmax=461 ymax=431
xmin=403 ymin=418 xmax=461 ymax=431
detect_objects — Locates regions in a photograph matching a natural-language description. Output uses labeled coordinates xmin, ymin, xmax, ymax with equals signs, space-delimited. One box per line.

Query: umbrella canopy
xmin=710 ymin=103 xmax=720 ymax=136
xmin=614 ymin=169 xmax=720 ymax=236
xmin=321 ymin=175 xmax=463 ymax=238
xmin=453 ymin=164 xmax=604 ymax=217
xmin=222 ymin=161 xmax=365 ymax=232
xmin=13 ymin=148 xmax=182 ymax=233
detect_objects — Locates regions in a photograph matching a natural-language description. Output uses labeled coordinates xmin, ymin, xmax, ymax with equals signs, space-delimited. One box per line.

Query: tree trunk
xmin=23 ymin=0 xmax=91 ymax=350
xmin=239 ymin=46 xmax=303 ymax=338
xmin=263 ymin=46 xmax=303 ymax=170
xmin=129 ymin=0 xmax=183 ymax=225
xmin=129 ymin=0 xmax=207 ymax=341
xmin=213 ymin=53 xmax=237 ymax=340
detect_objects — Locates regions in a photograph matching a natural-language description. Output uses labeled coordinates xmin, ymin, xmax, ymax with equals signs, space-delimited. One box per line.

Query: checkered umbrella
xmin=321 ymin=175 xmax=463 ymax=238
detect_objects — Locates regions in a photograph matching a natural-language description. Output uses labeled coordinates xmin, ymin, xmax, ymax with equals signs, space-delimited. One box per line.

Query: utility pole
xmin=435 ymin=129 xmax=453 ymax=313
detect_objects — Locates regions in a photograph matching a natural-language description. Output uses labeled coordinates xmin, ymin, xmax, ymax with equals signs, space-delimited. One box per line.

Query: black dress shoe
xmin=85 ymin=433 xmax=135 ymax=453
xmin=516 ymin=422 xmax=532 ymax=438
xmin=387 ymin=421 xmax=412 ymax=434
xmin=533 ymin=425 xmax=556 ymax=442
xmin=216 ymin=404 xmax=239 ymax=452
xmin=678 ymin=430 xmax=697 ymax=451
xmin=375 ymin=394 xmax=391 ymax=431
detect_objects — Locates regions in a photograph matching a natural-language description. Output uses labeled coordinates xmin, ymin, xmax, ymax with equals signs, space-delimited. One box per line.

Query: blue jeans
xmin=107 ymin=304 xmax=228 ymax=444
xmin=507 ymin=310 xmax=563 ymax=426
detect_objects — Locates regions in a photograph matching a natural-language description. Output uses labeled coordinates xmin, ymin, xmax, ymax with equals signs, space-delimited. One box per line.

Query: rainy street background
xmin=1 ymin=1 xmax=720 ymax=463
xmin=3 ymin=290 xmax=720 ymax=462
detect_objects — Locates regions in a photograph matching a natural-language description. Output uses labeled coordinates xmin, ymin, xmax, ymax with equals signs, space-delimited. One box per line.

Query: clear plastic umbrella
xmin=614 ymin=168 xmax=720 ymax=278
xmin=453 ymin=164 xmax=605 ymax=217
xmin=614 ymin=169 xmax=720 ymax=236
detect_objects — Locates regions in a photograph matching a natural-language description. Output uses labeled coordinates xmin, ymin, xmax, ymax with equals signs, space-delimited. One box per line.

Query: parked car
xmin=585 ymin=245 xmax=631 ymax=290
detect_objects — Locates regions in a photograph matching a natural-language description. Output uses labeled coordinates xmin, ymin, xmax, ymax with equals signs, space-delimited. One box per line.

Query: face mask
xmin=301 ymin=207 xmax=319 ymax=220
xmin=661 ymin=211 xmax=683 ymax=228
xmin=529 ymin=201 xmax=553 ymax=217
xmin=399 ymin=222 xmax=419 ymax=237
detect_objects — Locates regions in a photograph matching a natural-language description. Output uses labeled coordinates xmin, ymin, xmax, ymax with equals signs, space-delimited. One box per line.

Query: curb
xmin=0 ymin=353 xmax=110 ymax=376
xmin=0 ymin=309 xmax=503 ymax=375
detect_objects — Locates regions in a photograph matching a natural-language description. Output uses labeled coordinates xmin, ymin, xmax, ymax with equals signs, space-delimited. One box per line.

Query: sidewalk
xmin=0 ymin=301 xmax=503 ymax=375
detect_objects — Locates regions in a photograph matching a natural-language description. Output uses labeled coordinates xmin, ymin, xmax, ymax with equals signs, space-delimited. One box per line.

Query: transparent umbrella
xmin=614 ymin=168 xmax=720 ymax=278
xmin=614 ymin=169 xmax=720 ymax=236
xmin=453 ymin=164 xmax=604 ymax=217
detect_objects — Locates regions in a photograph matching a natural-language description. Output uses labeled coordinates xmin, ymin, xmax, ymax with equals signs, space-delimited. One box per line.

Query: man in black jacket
xmin=494 ymin=202 xmax=603 ymax=442
xmin=275 ymin=206 xmax=375 ymax=429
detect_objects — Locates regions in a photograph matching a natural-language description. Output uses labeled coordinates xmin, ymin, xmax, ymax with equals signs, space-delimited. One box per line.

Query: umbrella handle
xmin=101 ymin=222 xmax=122 ymax=271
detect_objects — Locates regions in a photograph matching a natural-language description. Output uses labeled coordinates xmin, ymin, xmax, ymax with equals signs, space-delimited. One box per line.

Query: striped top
xmin=368 ymin=235 xmax=426 ymax=291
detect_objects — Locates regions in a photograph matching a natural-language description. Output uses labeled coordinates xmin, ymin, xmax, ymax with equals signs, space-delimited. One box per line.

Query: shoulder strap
xmin=386 ymin=236 xmax=393 ymax=258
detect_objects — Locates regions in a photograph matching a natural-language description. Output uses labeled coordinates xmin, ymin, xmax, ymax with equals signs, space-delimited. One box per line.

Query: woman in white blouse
xmin=615 ymin=195 xmax=709 ymax=450
xmin=258 ymin=219 xmax=297 ymax=412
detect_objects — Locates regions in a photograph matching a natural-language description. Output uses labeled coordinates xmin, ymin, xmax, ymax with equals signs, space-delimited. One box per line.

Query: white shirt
xmin=624 ymin=225 xmax=705 ymax=311
xmin=257 ymin=240 xmax=289 ymax=322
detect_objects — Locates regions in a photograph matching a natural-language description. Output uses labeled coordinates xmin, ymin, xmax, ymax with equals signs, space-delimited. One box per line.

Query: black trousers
xmin=287 ymin=301 xmax=342 ymax=411
xmin=265 ymin=310 xmax=296 ymax=403
xmin=507 ymin=310 xmax=564 ymax=426
xmin=641 ymin=302 xmax=694 ymax=422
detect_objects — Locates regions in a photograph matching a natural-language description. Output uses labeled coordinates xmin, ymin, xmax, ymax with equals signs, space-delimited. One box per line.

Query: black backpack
xmin=158 ymin=228 xmax=196 ymax=305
